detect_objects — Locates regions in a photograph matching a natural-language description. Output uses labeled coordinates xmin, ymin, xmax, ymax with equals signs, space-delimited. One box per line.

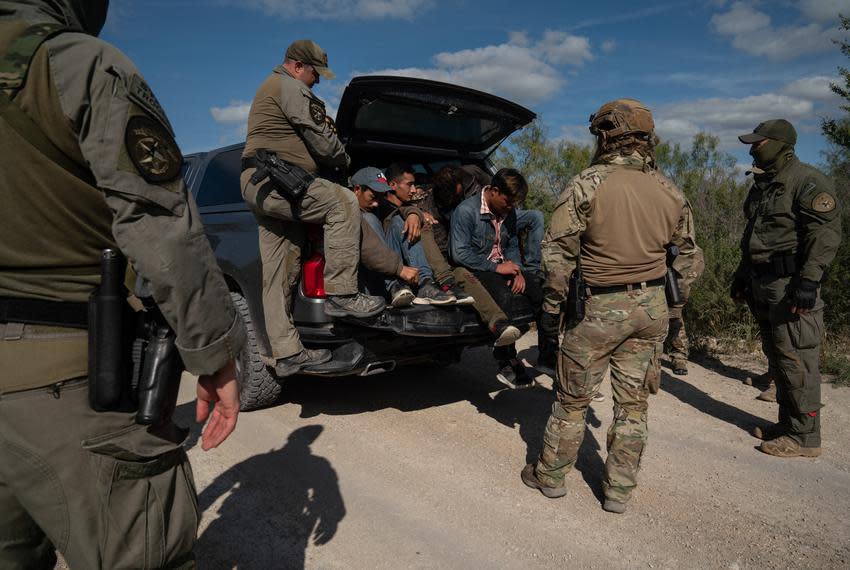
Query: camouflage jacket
xmin=542 ymin=152 xmax=699 ymax=314
xmin=737 ymin=156 xmax=841 ymax=283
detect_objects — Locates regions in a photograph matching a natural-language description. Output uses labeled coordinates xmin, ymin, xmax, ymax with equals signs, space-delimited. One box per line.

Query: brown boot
xmin=521 ymin=464 xmax=567 ymax=498
xmin=758 ymin=435 xmax=821 ymax=458
xmin=756 ymin=381 xmax=777 ymax=402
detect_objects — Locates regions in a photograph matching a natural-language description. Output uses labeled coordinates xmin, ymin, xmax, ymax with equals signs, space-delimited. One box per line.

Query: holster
xmin=246 ymin=149 xmax=315 ymax=203
xmin=564 ymin=259 xmax=586 ymax=323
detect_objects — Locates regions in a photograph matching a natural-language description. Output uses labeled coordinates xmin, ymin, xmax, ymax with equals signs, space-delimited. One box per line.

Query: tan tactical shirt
xmin=242 ymin=65 xmax=349 ymax=176
xmin=542 ymin=152 xmax=698 ymax=314
xmin=0 ymin=17 xmax=245 ymax=391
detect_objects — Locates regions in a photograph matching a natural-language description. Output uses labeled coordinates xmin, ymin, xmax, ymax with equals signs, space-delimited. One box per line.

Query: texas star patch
xmin=812 ymin=191 xmax=836 ymax=213
xmin=124 ymin=115 xmax=183 ymax=184
xmin=309 ymin=100 xmax=325 ymax=125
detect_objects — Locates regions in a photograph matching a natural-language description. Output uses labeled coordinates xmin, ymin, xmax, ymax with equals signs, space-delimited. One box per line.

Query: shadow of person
xmin=686 ymin=351 xmax=756 ymax=383
xmin=573 ymin=406 xmax=606 ymax=503
xmin=660 ymin=370 xmax=766 ymax=433
xmin=195 ymin=425 xmax=345 ymax=570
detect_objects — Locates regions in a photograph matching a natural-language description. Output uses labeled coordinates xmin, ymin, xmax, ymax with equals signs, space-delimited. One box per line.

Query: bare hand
xmin=403 ymin=213 xmax=421 ymax=243
xmin=399 ymin=265 xmax=419 ymax=285
xmin=496 ymin=261 xmax=521 ymax=276
xmin=423 ymin=212 xmax=438 ymax=226
xmin=790 ymin=306 xmax=810 ymax=315
xmin=510 ymin=271 xmax=526 ymax=294
xmin=196 ymin=359 xmax=240 ymax=451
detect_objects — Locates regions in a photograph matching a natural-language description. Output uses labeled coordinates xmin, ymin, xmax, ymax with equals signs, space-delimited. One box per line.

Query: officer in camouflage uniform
xmin=241 ymin=39 xmax=385 ymax=377
xmin=733 ymin=119 xmax=842 ymax=458
xmin=0 ymin=1 xmax=246 ymax=567
xmin=520 ymin=99 xmax=698 ymax=513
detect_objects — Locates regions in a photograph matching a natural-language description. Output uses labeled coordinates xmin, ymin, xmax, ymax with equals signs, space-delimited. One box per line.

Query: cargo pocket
xmin=82 ymin=424 xmax=198 ymax=570
xmin=558 ymin=350 xmax=594 ymax=398
xmin=645 ymin=341 xmax=663 ymax=395
xmin=787 ymin=307 xmax=824 ymax=350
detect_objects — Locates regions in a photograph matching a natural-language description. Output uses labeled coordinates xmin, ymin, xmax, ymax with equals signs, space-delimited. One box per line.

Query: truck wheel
xmin=231 ymin=292 xmax=281 ymax=411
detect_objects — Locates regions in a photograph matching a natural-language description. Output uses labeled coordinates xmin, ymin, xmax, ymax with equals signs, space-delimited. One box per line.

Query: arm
xmin=281 ymin=82 xmax=349 ymax=171
xmin=797 ymin=176 xmax=841 ymax=284
xmin=449 ymin=205 xmax=498 ymax=272
xmin=542 ymin=176 xmax=587 ymax=314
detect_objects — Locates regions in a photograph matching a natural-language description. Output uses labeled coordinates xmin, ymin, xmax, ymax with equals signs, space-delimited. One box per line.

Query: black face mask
xmin=749 ymin=139 xmax=790 ymax=172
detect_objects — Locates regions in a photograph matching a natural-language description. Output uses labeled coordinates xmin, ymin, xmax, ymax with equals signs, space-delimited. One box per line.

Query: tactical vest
xmin=0 ymin=20 xmax=116 ymax=303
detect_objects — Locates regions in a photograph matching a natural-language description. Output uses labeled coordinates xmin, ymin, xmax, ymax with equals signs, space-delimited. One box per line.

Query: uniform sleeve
xmin=280 ymin=82 xmax=349 ymax=171
xmin=797 ymin=175 xmax=842 ymax=283
xmin=542 ymin=175 xmax=588 ymax=314
xmin=49 ymin=34 xmax=245 ymax=375
xmin=670 ymin=198 xmax=704 ymax=299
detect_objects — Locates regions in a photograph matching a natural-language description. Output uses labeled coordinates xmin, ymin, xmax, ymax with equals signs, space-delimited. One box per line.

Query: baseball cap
xmin=351 ymin=167 xmax=392 ymax=193
xmin=285 ymin=39 xmax=335 ymax=80
xmin=738 ymin=119 xmax=797 ymax=146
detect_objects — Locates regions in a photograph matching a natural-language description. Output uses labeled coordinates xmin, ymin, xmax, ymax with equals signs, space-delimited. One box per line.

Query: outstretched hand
xmin=196 ymin=359 xmax=240 ymax=451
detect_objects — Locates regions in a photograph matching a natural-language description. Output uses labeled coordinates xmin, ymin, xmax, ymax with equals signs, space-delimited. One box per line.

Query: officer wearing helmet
xmin=520 ymin=99 xmax=699 ymax=514
xmin=1 ymin=1 xmax=245 ymax=567
xmin=733 ymin=119 xmax=841 ymax=457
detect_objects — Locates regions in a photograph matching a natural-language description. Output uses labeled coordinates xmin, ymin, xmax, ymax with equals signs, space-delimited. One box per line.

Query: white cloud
xmin=655 ymin=93 xmax=814 ymax=147
xmin=601 ymin=40 xmax=617 ymax=54
xmin=782 ymin=75 xmax=841 ymax=102
xmin=238 ymin=0 xmax=433 ymax=20
xmin=797 ymin=0 xmax=850 ymax=22
xmin=210 ymin=101 xmax=251 ymax=124
xmin=711 ymin=1 xmax=842 ymax=60
xmin=355 ymin=31 xmax=592 ymax=107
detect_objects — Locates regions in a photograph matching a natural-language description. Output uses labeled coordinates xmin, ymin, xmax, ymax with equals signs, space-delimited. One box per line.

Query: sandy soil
xmin=55 ymin=331 xmax=850 ymax=569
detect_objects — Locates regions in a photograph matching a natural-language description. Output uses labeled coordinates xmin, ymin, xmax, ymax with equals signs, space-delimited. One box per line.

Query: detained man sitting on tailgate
xmin=449 ymin=168 xmax=546 ymax=388
xmin=349 ymin=167 xmax=419 ymax=307
xmin=375 ymin=162 xmax=454 ymax=304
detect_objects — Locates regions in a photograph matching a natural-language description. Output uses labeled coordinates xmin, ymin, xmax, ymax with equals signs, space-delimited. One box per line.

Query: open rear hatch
xmin=336 ymin=76 xmax=536 ymax=153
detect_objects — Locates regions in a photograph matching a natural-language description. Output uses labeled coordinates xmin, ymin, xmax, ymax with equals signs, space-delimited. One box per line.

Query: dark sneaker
xmin=388 ymin=281 xmax=414 ymax=308
xmin=492 ymin=321 xmax=522 ymax=347
xmin=758 ymin=435 xmax=821 ymax=458
xmin=441 ymin=282 xmax=475 ymax=305
xmin=325 ymin=292 xmax=385 ymax=318
xmin=672 ymin=359 xmax=688 ymax=376
xmin=521 ymin=464 xmax=566 ymax=498
xmin=752 ymin=423 xmax=786 ymax=441
xmin=274 ymin=348 xmax=333 ymax=377
xmin=413 ymin=278 xmax=455 ymax=305
xmin=496 ymin=359 xmax=534 ymax=389
xmin=603 ymin=499 xmax=627 ymax=514
xmin=756 ymin=382 xmax=777 ymax=402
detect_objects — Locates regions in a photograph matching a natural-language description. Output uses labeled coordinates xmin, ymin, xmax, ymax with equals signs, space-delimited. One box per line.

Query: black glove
xmin=730 ymin=273 xmax=750 ymax=301
xmin=793 ymin=279 xmax=818 ymax=311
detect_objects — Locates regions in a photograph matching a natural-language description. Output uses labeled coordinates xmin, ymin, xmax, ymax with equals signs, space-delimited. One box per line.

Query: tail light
xmin=302 ymin=253 xmax=326 ymax=298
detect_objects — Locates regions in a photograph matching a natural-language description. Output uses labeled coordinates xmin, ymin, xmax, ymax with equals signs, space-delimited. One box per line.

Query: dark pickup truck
xmin=185 ymin=76 xmax=537 ymax=410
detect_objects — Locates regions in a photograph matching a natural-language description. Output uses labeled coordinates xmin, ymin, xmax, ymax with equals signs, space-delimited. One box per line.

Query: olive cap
xmin=589 ymin=98 xmax=654 ymax=138
xmin=738 ymin=119 xmax=797 ymax=146
xmin=285 ymin=39 xmax=335 ymax=79
xmin=351 ymin=167 xmax=391 ymax=193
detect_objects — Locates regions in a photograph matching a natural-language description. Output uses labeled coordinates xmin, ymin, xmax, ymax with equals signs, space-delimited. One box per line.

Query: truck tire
xmin=231 ymin=292 xmax=281 ymax=411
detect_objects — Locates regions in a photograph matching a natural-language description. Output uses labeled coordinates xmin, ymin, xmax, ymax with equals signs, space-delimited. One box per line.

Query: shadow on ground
xmin=191 ymin=425 xmax=345 ymax=570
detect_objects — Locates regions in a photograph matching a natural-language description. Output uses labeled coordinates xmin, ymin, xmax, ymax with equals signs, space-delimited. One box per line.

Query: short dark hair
xmin=385 ymin=162 xmax=414 ymax=184
xmin=432 ymin=165 xmax=464 ymax=210
xmin=490 ymin=168 xmax=528 ymax=204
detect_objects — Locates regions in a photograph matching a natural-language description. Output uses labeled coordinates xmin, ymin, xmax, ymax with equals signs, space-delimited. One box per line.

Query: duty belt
xmin=0 ymin=296 xmax=88 ymax=329
xmin=749 ymin=252 xmax=796 ymax=278
xmin=587 ymin=277 xmax=665 ymax=296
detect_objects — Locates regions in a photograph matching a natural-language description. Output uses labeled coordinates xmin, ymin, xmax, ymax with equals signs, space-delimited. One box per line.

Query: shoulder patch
xmin=309 ymin=99 xmax=326 ymax=125
xmin=125 ymin=115 xmax=183 ymax=184
xmin=128 ymin=74 xmax=174 ymax=135
xmin=812 ymin=191 xmax=836 ymax=213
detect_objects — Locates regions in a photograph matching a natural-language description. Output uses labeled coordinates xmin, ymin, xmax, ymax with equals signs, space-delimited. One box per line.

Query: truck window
xmin=197 ymin=149 xmax=243 ymax=207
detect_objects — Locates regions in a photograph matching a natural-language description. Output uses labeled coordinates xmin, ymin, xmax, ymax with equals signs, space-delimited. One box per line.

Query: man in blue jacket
xmin=450 ymin=168 xmax=546 ymax=388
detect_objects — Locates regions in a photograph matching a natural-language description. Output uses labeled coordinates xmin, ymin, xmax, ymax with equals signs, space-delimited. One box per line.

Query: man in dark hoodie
xmin=0 ymin=1 xmax=245 ymax=567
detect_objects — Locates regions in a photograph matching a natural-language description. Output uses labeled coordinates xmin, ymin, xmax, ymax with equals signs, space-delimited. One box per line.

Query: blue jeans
xmin=515 ymin=208 xmax=543 ymax=273
xmin=360 ymin=212 xmax=393 ymax=295
xmin=386 ymin=215 xmax=433 ymax=286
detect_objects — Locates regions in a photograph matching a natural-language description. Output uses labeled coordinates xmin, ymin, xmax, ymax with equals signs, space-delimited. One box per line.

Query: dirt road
xmin=176 ymin=332 xmax=850 ymax=569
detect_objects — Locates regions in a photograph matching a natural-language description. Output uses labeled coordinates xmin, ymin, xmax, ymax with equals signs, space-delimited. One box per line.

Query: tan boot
xmin=756 ymin=381 xmax=777 ymax=402
xmin=758 ymin=435 xmax=821 ymax=458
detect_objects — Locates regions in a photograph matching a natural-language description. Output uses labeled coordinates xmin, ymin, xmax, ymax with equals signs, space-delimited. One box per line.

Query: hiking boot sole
xmin=758 ymin=443 xmax=822 ymax=458
xmin=603 ymin=499 xmax=627 ymax=514
xmin=521 ymin=465 xmax=566 ymax=498
xmin=391 ymin=289 xmax=415 ymax=307
xmin=275 ymin=349 xmax=333 ymax=377
xmin=496 ymin=372 xmax=534 ymax=390
xmin=412 ymin=296 xmax=455 ymax=305
xmin=324 ymin=302 xmax=385 ymax=319
xmin=493 ymin=325 xmax=522 ymax=347
xmin=453 ymin=296 xmax=476 ymax=305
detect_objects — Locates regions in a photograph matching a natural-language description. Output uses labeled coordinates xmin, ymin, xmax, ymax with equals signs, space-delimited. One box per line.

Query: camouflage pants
xmin=664 ymin=305 xmax=689 ymax=367
xmin=242 ymin=172 xmax=360 ymax=358
xmin=533 ymin=286 xmax=668 ymax=504
xmin=750 ymin=274 xmax=824 ymax=447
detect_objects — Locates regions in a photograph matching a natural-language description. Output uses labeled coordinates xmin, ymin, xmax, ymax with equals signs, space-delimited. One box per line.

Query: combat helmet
xmin=589 ymin=99 xmax=654 ymax=139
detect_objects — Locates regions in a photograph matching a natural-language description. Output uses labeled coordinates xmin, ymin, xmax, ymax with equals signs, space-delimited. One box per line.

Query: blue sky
xmin=102 ymin=0 xmax=849 ymax=168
